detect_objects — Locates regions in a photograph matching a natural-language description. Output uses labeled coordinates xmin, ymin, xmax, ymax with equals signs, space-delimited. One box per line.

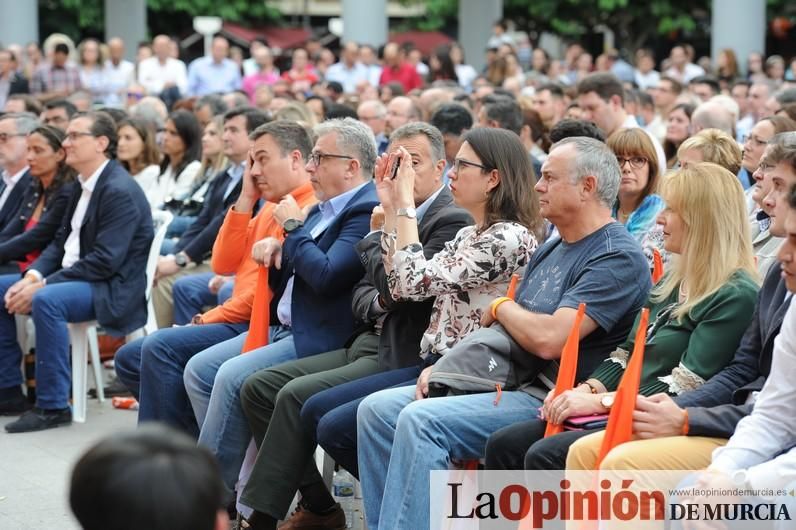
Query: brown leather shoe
xmin=278 ymin=502 xmax=346 ymax=530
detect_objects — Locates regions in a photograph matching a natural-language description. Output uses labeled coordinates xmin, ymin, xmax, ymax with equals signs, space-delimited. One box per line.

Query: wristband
xmin=490 ymin=297 xmax=513 ymax=320
xmin=681 ymin=409 xmax=689 ymax=435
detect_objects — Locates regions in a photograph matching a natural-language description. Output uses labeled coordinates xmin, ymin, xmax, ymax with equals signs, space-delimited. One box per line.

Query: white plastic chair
xmin=68 ymin=209 xmax=172 ymax=422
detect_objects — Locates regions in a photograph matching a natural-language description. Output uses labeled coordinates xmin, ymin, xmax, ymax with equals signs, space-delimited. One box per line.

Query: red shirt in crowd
xmin=379 ymin=62 xmax=423 ymax=92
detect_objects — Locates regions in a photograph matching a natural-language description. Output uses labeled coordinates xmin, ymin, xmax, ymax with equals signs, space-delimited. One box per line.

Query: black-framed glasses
xmin=0 ymin=133 xmax=26 ymax=144
xmin=309 ymin=152 xmax=353 ymax=166
xmin=454 ymin=158 xmax=490 ymax=173
xmin=616 ymin=156 xmax=648 ymax=169
xmin=65 ymin=132 xmax=95 ymax=142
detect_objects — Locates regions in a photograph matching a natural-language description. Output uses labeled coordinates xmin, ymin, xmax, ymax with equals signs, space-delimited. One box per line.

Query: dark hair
xmin=250 ymin=121 xmax=313 ymax=161
xmin=223 ymin=107 xmax=269 ymax=134
xmin=45 ymin=99 xmax=78 ymax=118
xmin=325 ymin=81 xmax=344 ymax=95
xmin=689 ymin=75 xmax=721 ymax=96
xmin=117 ymin=117 xmax=161 ymax=174
xmin=789 ymin=183 xmax=796 ymax=210
xmin=637 ymin=90 xmax=654 ymax=109
xmin=430 ymin=46 xmax=458 ymax=83
xmin=430 ymin=103 xmax=472 ymax=136
xmin=731 ymin=79 xmax=751 ymax=90
xmin=54 ymin=43 xmax=69 ymax=55
xmin=161 ymin=109 xmax=202 ymax=174
xmin=8 ymin=94 xmax=42 ymax=114
xmin=658 ymin=75 xmax=684 ymax=95
xmin=780 ymin=103 xmax=796 ymax=122
xmin=325 ymin=102 xmax=358 ymax=120
xmin=28 ymin=125 xmax=76 ymax=185
xmin=74 ymin=111 xmax=118 ymax=159
xmin=460 ymin=127 xmax=544 ymax=240
xmin=549 ymin=119 xmax=607 ymax=143
xmin=521 ymin=107 xmax=551 ymax=152
xmin=776 ymin=88 xmax=796 ymax=106
xmin=481 ymin=95 xmax=522 ymax=135
xmin=98 ymin=107 xmax=129 ymax=126
xmin=70 ymin=425 xmax=224 ymax=530
xmin=576 ymin=72 xmax=625 ymax=104
xmin=537 ymin=83 xmax=565 ymax=99
xmin=195 ymin=94 xmax=228 ymax=117
xmin=306 ymin=95 xmax=329 ymax=116
xmin=663 ymin=102 xmax=696 ymax=163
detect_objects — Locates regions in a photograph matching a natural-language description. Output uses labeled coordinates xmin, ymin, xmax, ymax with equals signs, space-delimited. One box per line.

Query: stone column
xmin=342 ymin=0 xmax=388 ymax=47
xmin=0 ymin=0 xmax=38 ymax=47
xmin=711 ymin=0 xmax=765 ymax=75
xmin=458 ymin=0 xmax=503 ymax=73
xmin=105 ymin=0 xmax=147 ymax=61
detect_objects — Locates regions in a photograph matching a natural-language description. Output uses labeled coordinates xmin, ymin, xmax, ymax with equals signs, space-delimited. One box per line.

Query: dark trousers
xmin=485 ymin=418 xmax=601 ymax=470
xmin=238 ymin=332 xmax=382 ymax=519
xmin=301 ymin=365 xmax=421 ymax=476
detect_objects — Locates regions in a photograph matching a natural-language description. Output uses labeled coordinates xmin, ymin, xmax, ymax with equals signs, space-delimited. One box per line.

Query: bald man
xmin=103 ymin=38 xmax=135 ymax=107
xmin=137 ymin=35 xmax=188 ymax=96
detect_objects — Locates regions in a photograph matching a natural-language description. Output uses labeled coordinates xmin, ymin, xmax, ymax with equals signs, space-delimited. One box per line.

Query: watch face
xmin=284 ymin=219 xmax=302 ymax=232
xmin=601 ymin=395 xmax=615 ymax=409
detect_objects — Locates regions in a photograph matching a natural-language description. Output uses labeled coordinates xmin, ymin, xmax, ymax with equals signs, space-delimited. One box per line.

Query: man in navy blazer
xmin=0 ymin=113 xmax=36 ymax=231
xmin=0 ymin=111 xmax=153 ymax=433
xmin=115 ymin=117 xmax=379 ymax=438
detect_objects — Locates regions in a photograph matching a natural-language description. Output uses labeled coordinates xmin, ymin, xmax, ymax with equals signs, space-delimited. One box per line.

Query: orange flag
xmin=544 ymin=303 xmax=587 ymax=438
xmin=651 ymin=248 xmax=664 ymax=284
xmin=507 ymin=273 xmax=520 ymax=299
xmin=242 ymin=266 xmax=271 ymax=353
xmin=594 ymin=307 xmax=650 ymax=468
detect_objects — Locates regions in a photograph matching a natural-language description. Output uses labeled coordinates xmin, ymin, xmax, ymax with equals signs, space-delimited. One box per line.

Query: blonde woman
xmin=486 ymin=162 xmax=759 ymax=472
xmin=676 ymin=128 xmax=742 ymax=175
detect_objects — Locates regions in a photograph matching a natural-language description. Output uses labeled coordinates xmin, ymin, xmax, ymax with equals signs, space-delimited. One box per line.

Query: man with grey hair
xmin=692 ymin=100 xmax=736 ymax=137
xmin=357 ymin=99 xmax=388 ymax=154
xmin=0 ymin=112 xmax=36 ymax=229
xmin=346 ymin=136 xmax=652 ymax=529
xmin=233 ymin=121 xmax=472 ymax=529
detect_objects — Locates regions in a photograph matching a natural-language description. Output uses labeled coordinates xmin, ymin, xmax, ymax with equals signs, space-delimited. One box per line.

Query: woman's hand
xmin=374 ymin=151 xmax=398 ymax=215
xmin=392 ymin=146 xmax=416 ymax=209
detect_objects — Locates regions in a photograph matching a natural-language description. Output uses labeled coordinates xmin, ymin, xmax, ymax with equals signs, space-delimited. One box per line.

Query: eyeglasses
xmin=453 ymin=158 xmax=490 ymax=173
xmin=127 ymin=91 xmax=144 ymax=100
xmin=0 ymin=133 xmax=26 ymax=144
xmin=742 ymin=134 xmax=768 ymax=147
xmin=616 ymin=156 xmax=648 ymax=169
xmin=308 ymin=152 xmax=353 ymax=166
xmin=65 ymin=132 xmax=94 ymax=142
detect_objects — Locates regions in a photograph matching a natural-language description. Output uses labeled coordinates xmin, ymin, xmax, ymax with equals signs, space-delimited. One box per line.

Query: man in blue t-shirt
xmin=356 ymin=136 xmax=652 ymax=530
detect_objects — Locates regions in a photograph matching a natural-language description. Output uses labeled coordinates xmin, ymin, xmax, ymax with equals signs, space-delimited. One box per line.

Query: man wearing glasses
xmin=0 ymin=113 xmax=35 ymax=230
xmin=0 ymin=111 xmax=153 ymax=433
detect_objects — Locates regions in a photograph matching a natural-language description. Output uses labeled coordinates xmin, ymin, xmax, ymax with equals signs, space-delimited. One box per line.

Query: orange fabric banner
xmin=242 ymin=266 xmax=270 ymax=353
xmin=652 ymin=248 xmax=664 ymax=284
xmin=543 ymin=302 xmax=587 ymax=438
xmin=594 ymin=307 xmax=650 ymax=468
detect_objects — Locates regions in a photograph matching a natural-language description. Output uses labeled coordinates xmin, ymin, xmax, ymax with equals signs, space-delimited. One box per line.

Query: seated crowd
xmin=1 ymin=30 xmax=796 ymax=530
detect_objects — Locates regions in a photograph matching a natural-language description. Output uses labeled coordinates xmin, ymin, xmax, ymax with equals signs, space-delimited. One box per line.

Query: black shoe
xmin=0 ymin=391 xmax=32 ymax=416
xmin=4 ymin=407 xmax=72 ymax=433
xmin=87 ymin=376 xmax=132 ymax=398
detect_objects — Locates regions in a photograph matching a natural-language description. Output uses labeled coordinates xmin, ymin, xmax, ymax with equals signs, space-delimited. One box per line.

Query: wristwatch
xmin=283 ymin=218 xmax=304 ymax=233
xmin=396 ymin=207 xmax=417 ymax=219
xmin=600 ymin=394 xmax=615 ymax=411
xmin=175 ymin=252 xmax=189 ymax=268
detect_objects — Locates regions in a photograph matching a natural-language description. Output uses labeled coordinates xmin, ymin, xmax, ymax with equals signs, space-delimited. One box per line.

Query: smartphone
xmin=390 ymin=157 xmax=401 ymax=179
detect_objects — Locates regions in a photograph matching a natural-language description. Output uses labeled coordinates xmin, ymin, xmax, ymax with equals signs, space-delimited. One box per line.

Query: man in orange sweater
xmin=115 ymin=121 xmax=317 ymax=437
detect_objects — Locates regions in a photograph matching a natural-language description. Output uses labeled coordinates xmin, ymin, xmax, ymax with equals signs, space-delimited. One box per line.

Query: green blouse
xmin=589 ymin=269 xmax=759 ymax=396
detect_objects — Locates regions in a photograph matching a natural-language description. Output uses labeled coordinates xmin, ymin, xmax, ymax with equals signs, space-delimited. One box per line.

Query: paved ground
xmin=0 ymin=397 xmax=137 ymax=530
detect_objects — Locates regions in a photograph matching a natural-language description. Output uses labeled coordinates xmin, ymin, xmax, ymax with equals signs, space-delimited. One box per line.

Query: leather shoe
xmin=5 ymin=407 xmax=72 ymax=433
xmin=88 ymin=376 xmax=132 ymax=398
xmin=278 ymin=502 xmax=346 ymax=530
xmin=0 ymin=392 xmax=31 ymax=416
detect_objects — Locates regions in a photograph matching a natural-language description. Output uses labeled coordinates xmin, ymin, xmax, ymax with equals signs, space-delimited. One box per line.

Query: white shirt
xmin=137 ymin=56 xmax=188 ymax=96
xmin=710 ymin=295 xmax=796 ymax=491
xmin=634 ymin=69 xmax=660 ymax=90
xmin=102 ymin=59 xmax=135 ymax=107
xmin=62 ymin=161 xmax=108 ymax=269
xmin=156 ymin=160 xmax=202 ymax=207
xmin=325 ymin=61 xmax=371 ymax=93
xmin=621 ymin=114 xmax=668 ymax=177
xmin=664 ymin=63 xmax=705 ymax=84
xmin=131 ymin=164 xmax=162 ymax=209
xmin=0 ymin=166 xmax=29 ymax=212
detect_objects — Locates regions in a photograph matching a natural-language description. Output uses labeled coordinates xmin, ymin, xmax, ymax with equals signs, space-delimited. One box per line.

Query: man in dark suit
xmin=0 ymin=113 xmax=36 ymax=231
xmin=116 ymin=118 xmax=380 ymax=442
xmin=565 ymin=131 xmax=796 ymax=470
xmin=0 ymin=111 xmax=153 ymax=433
xmin=235 ymin=123 xmax=473 ymax=529
xmin=152 ymin=107 xmax=268 ymax=328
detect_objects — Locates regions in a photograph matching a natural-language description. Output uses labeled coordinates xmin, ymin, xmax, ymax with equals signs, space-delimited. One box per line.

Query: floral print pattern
xmin=380 ymin=222 xmax=537 ymax=358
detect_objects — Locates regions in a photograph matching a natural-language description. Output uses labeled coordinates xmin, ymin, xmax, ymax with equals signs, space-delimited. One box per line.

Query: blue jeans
xmin=0 ymin=275 xmax=94 ymax=409
xmin=165 ymin=214 xmax=197 ymax=239
xmin=184 ymin=326 xmax=295 ymax=492
xmin=303 ymin=365 xmax=421 ymax=476
xmin=171 ymin=272 xmax=231 ymax=325
xmin=357 ymin=385 xmax=541 ymax=530
xmin=114 ymin=321 xmax=249 ymax=435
